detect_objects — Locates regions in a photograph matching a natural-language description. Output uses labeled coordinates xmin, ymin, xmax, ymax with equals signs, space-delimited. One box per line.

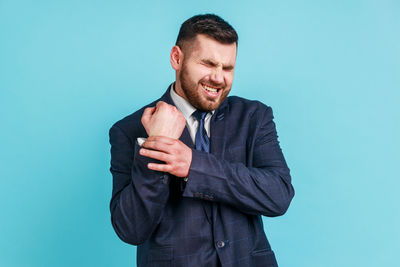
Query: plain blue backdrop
xmin=1 ymin=0 xmax=399 ymax=266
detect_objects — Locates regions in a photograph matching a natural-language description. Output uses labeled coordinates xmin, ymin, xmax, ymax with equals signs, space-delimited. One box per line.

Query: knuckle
xmin=159 ymin=154 xmax=167 ymax=161
xmin=170 ymin=154 xmax=177 ymax=162
xmin=154 ymin=143 xmax=162 ymax=151
xmin=163 ymin=165 xmax=171 ymax=172
xmin=167 ymin=106 xmax=175 ymax=113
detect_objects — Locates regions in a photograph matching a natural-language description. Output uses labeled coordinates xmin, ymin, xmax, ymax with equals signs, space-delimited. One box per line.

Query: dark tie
xmin=193 ymin=110 xmax=210 ymax=153
xmin=192 ymin=110 xmax=210 ymax=152
xmin=192 ymin=110 xmax=213 ymax=223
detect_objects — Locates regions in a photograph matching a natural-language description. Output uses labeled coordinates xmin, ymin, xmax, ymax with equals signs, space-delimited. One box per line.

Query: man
xmin=109 ymin=14 xmax=294 ymax=267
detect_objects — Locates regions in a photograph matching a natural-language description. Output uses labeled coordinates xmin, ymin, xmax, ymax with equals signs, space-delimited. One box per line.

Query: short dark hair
xmin=175 ymin=14 xmax=238 ymax=49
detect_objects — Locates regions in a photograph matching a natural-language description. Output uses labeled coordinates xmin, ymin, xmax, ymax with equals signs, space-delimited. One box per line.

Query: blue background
xmin=1 ymin=0 xmax=399 ymax=266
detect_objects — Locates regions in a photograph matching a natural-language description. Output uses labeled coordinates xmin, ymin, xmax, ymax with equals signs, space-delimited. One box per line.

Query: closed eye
xmin=201 ymin=59 xmax=217 ymax=67
xmin=201 ymin=59 xmax=234 ymax=71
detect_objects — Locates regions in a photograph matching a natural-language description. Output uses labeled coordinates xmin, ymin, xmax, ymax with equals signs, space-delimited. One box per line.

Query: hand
xmin=139 ymin=136 xmax=192 ymax=177
xmin=141 ymin=101 xmax=186 ymax=139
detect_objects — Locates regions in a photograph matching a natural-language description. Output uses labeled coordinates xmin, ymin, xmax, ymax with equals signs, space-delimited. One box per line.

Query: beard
xmin=179 ymin=63 xmax=231 ymax=111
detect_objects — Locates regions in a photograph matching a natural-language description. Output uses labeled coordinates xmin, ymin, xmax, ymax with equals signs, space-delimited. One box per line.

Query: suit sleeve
xmin=182 ymin=106 xmax=294 ymax=217
xmin=109 ymin=125 xmax=170 ymax=245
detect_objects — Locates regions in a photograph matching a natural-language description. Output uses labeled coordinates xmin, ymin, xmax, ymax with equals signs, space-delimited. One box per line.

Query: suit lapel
xmin=179 ymin=128 xmax=194 ymax=148
xmin=210 ymin=100 xmax=229 ymax=156
xmin=209 ymin=100 xmax=229 ymax=223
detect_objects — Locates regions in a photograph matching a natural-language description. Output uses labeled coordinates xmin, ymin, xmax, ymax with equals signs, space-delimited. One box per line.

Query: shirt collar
xmin=169 ymin=83 xmax=214 ymax=121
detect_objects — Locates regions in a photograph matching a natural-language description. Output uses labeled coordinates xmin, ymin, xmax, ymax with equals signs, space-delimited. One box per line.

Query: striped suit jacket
xmin=109 ymin=85 xmax=294 ymax=267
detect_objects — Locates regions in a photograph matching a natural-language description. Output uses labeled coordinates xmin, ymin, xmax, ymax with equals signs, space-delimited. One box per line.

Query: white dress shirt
xmin=169 ymin=84 xmax=213 ymax=143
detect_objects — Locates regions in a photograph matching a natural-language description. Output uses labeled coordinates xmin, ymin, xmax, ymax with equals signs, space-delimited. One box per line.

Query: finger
xmin=141 ymin=106 xmax=156 ymax=124
xmin=143 ymin=106 xmax=156 ymax=116
xmin=155 ymin=101 xmax=178 ymax=113
xmin=139 ymin=148 xmax=172 ymax=162
xmin=146 ymin=135 xmax=176 ymax=144
xmin=147 ymin=163 xmax=172 ymax=172
xmin=156 ymin=101 xmax=167 ymax=108
xmin=142 ymin=140 xmax=172 ymax=153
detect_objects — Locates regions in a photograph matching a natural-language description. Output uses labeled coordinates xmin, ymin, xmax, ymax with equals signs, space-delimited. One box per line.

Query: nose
xmin=210 ymin=67 xmax=224 ymax=85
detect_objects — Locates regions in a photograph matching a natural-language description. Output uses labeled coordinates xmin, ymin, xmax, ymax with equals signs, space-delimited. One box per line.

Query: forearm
xmin=109 ymin=125 xmax=170 ymax=245
xmin=110 ymin=174 xmax=169 ymax=245
xmin=183 ymin=149 xmax=294 ymax=216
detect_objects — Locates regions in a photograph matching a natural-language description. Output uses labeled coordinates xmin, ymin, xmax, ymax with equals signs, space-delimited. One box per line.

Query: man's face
xmin=176 ymin=34 xmax=237 ymax=111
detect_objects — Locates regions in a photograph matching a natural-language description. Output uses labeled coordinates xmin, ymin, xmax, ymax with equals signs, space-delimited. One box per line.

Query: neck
xmin=173 ymin=80 xmax=189 ymax=101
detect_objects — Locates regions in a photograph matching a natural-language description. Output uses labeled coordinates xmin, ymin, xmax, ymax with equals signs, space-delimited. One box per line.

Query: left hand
xmin=139 ymin=136 xmax=192 ymax=178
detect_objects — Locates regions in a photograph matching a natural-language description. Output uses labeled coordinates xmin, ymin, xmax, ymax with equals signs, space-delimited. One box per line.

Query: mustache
xmin=200 ymin=81 xmax=225 ymax=88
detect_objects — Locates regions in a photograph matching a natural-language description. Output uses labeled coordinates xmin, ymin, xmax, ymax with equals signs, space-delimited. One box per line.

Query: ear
xmin=170 ymin=45 xmax=184 ymax=71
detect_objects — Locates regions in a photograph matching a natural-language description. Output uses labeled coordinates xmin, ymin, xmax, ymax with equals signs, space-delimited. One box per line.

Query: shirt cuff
xmin=137 ymin=137 xmax=147 ymax=146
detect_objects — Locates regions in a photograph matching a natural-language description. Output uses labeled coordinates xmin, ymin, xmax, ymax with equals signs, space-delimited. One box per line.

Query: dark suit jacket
xmin=109 ymin=85 xmax=294 ymax=267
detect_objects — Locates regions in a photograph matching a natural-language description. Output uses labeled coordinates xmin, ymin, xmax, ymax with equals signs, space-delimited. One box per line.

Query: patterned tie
xmin=192 ymin=110 xmax=212 ymax=222
xmin=192 ymin=110 xmax=210 ymax=152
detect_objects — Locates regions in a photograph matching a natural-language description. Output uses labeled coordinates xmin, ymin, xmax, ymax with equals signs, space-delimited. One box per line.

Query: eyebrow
xmin=201 ymin=59 xmax=234 ymax=71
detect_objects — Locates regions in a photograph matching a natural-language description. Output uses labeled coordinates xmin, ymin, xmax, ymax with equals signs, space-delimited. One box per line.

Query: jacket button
xmin=216 ymin=240 xmax=225 ymax=248
xmin=162 ymin=174 xmax=169 ymax=184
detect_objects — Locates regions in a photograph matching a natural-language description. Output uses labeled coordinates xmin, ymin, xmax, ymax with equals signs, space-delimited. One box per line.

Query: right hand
xmin=141 ymin=101 xmax=186 ymax=139
xmin=140 ymin=136 xmax=192 ymax=177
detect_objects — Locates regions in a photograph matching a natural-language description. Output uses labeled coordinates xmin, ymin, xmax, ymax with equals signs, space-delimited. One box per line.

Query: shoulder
xmin=224 ymin=95 xmax=273 ymax=120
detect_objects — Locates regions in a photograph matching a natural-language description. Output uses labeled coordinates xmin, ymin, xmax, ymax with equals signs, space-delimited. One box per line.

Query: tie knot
xmin=192 ymin=110 xmax=208 ymax=122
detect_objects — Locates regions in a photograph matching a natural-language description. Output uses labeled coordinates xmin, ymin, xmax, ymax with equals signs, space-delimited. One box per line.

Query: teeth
xmin=203 ymin=84 xmax=218 ymax=93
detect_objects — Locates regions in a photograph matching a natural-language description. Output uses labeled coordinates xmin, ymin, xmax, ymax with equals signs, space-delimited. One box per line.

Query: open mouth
xmin=201 ymin=83 xmax=221 ymax=97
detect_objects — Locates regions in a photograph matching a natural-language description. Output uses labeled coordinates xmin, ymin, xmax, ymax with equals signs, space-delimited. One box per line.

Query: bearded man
xmin=109 ymin=14 xmax=294 ymax=267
